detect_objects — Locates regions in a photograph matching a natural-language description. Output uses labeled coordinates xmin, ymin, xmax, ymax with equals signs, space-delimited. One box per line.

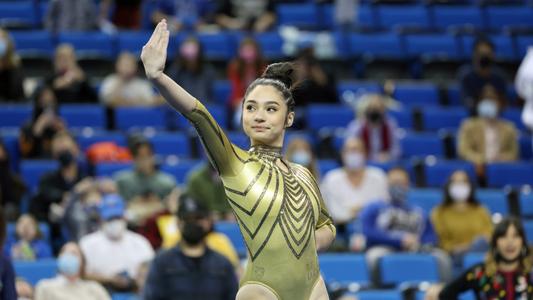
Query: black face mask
xmin=181 ymin=222 xmax=207 ymax=246
xmin=478 ymin=55 xmax=493 ymax=69
xmin=57 ymin=150 xmax=75 ymax=168
xmin=366 ymin=111 xmax=383 ymax=123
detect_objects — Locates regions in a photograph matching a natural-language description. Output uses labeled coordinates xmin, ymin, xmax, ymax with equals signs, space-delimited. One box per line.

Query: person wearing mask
xmin=361 ymin=167 xmax=451 ymax=285
xmin=34 ymin=242 xmax=110 ymax=300
xmin=0 ymin=28 xmax=24 ymax=102
xmin=80 ymin=193 xmax=154 ymax=293
xmin=284 ymin=136 xmax=320 ymax=180
xmin=0 ymin=140 xmax=26 ymax=221
xmin=144 ymin=195 xmax=238 ymax=300
xmin=344 ymin=94 xmax=401 ymax=162
xmin=459 ymin=37 xmax=507 ymax=114
xmin=321 ymin=137 xmax=389 ymax=240
xmin=5 ymin=214 xmax=52 ymax=261
xmin=458 ymin=84 xmax=518 ymax=178
xmin=168 ymin=37 xmax=216 ymax=104
xmin=0 ymin=207 xmax=16 ymax=299
xmin=100 ymin=52 xmax=159 ymax=107
xmin=215 ymin=0 xmax=275 ymax=32
xmin=431 ymin=170 xmax=493 ymax=270
xmin=45 ymin=44 xmax=97 ymax=104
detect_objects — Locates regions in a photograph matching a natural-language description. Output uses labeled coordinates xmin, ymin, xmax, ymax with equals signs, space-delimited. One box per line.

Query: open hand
xmin=140 ymin=20 xmax=170 ymax=80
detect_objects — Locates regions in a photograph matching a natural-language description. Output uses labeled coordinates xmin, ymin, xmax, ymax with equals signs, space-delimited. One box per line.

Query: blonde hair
xmin=0 ymin=28 xmax=20 ymax=69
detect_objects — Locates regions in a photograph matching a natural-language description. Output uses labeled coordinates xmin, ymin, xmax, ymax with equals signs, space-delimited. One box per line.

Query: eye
xmin=267 ymin=106 xmax=278 ymax=112
xmin=246 ymin=105 xmax=256 ymax=112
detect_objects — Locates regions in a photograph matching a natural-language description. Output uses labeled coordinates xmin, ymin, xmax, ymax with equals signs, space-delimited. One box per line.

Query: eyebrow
xmin=245 ymin=99 xmax=281 ymax=106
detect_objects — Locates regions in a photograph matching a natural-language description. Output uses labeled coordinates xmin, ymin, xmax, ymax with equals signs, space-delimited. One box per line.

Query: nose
xmin=254 ymin=110 xmax=265 ymax=123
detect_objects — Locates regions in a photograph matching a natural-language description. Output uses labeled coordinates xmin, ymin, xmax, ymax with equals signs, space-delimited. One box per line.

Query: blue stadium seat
xmin=404 ymin=34 xmax=461 ymax=60
xmin=213 ymin=80 xmax=231 ymax=105
xmin=379 ymin=254 xmax=439 ymax=285
xmin=318 ymin=159 xmax=340 ymax=177
xmin=160 ymin=160 xmax=201 ymax=183
xmin=485 ymin=7 xmax=533 ymax=31
xmin=215 ymin=221 xmax=247 ymax=256
xmin=116 ymin=31 xmax=152 ymax=56
xmin=424 ymin=160 xmax=476 ymax=187
xmin=357 ymin=5 xmax=378 ymax=30
xmin=516 ymin=35 xmax=533 ymax=58
xmin=58 ymin=32 xmax=116 ymax=59
xmin=400 ymin=133 xmax=444 ymax=158
xmin=148 ymin=133 xmax=190 ymax=158
xmin=0 ymin=104 xmax=32 ymax=128
xmin=476 ymin=189 xmax=509 ymax=215
xmin=7 ymin=222 xmax=51 ymax=243
xmin=227 ymin=131 xmax=250 ymax=150
xmin=59 ymin=104 xmax=106 ymax=129
xmin=520 ymin=192 xmax=533 ymax=218
xmin=1 ymin=132 xmax=20 ymax=171
xmin=197 ymin=32 xmax=233 ymax=60
xmin=524 ymin=220 xmax=533 ymax=244
xmin=446 ymin=84 xmax=461 ymax=106
xmin=285 ymin=131 xmax=315 ymax=148
xmin=389 ymin=109 xmax=413 ymax=129
xmin=115 ymin=107 xmax=167 ymax=130
xmin=502 ymin=108 xmax=526 ymax=131
xmin=460 ymin=35 xmax=516 ymax=61
xmin=277 ymin=3 xmax=319 ymax=29
xmin=306 ymin=105 xmax=353 ymax=130
xmin=10 ymin=31 xmax=54 ymax=58
xmin=407 ymin=188 xmax=442 ymax=214
xmin=320 ymin=4 xmax=377 ymax=30
xmin=421 ymin=107 xmax=468 ymax=131
xmin=485 ymin=162 xmax=533 ymax=188
xmin=349 ymin=33 xmax=405 ymax=59
xmin=319 ymin=253 xmax=369 ymax=285
xmin=111 ymin=293 xmax=138 ymax=300
xmin=76 ymin=132 xmax=128 ymax=151
xmin=357 ymin=290 xmax=403 ymax=300
xmin=255 ymin=32 xmax=284 ymax=60
xmin=393 ymin=83 xmax=439 ymax=107
xmin=463 ymin=252 xmax=485 ymax=270
xmin=14 ymin=259 xmax=57 ymax=285
xmin=431 ymin=6 xmax=484 ymax=31
xmin=519 ymin=134 xmax=532 ymax=160
xmin=377 ymin=5 xmax=430 ymax=30
xmin=95 ymin=162 xmax=133 ymax=177
xmin=0 ymin=1 xmax=37 ymax=28
xmin=20 ymin=160 xmax=58 ymax=191
xmin=337 ymin=81 xmax=382 ymax=98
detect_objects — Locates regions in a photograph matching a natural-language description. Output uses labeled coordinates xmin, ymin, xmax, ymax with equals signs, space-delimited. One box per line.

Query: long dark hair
xmin=175 ymin=37 xmax=205 ymax=74
xmin=441 ymin=170 xmax=479 ymax=207
xmin=233 ymin=37 xmax=266 ymax=79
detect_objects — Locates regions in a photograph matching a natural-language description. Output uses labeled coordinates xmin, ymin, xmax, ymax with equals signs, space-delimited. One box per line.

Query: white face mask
xmin=449 ymin=183 xmax=471 ymax=202
xmin=103 ymin=219 xmax=126 ymax=240
xmin=343 ymin=152 xmax=365 ymax=170
xmin=477 ymin=99 xmax=498 ymax=118
xmin=290 ymin=150 xmax=311 ymax=166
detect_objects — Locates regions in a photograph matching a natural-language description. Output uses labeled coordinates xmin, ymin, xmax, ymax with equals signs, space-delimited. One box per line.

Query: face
xmin=116 ymin=53 xmax=138 ymax=80
xmin=388 ymin=169 xmax=409 ymax=189
xmin=180 ymin=40 xmax=200 ymax=62
xmin=58 ymin=242 xmax=83 ymax=277
xmin=51 ymin=134 xmax=79 ymax=159
xmin=242 ymin=85 xmax=294 ymax=147
xmin=239 ymin=40 xmax=259 ymax=63
xmin=341 ymin=138 xmax=366 ymax=170
xmin=38 ymin=87 xmax=57 ymax=109
xmin=135 ymin=144 xmax=155 ymax=174
xmin=54 ymin=45 xmax=76 ymax=74
xmin=496 ymin=224 xmax=523 ymax=262
xmin=16 ymin=215 xmax=37 ymax=241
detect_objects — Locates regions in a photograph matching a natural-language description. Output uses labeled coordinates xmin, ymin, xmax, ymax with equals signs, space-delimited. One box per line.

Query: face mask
xmin=0 ymin=39 xmax=6 ymax=57
xmin=180 ymin=42 xmax=199 ymax=60
xmin=389 ymin=185 xmax=409 ymax=204
xmin=290 ymin=150 xmax=311 ymax=166
xmin=477 ymin=99 xmax=498 ymax=118
xmin=239 ymin=45 xmax=257 ymax=63
xmin=478 ymin=55 xmax=493 ymax=69
xmin=449 ymin=183 xmax=471 ymax=203
xmin=344 ymin=152 xmax=365 ymax=170
xmin=366 ymin=110 xmax=383 ymax=123
xmin=57 ymin=150 xmax=75 ymax=168
xmin=57 ymin=253 xmax=80 ymax=276
xmin=103 ymin=219 xmax=126 ymax=240
xmin=181 ymin=221 xmax=207 ymax=245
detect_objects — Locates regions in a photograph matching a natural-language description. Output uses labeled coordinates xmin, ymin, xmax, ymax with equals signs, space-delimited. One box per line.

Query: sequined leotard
xmin=184 ymin=100 xmax=336 ymax=300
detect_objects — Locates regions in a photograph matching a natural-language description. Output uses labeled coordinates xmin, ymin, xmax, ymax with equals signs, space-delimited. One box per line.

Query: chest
xmin=472 ymin=271 xmax=532 ymax=300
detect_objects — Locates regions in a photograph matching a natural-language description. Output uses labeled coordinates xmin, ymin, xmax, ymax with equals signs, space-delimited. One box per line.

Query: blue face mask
xmin=290 ymin=150 xmax=311 ymax=166
xmin=477 ymin=99 xmax=498 ymax=119
xmin=0 ymin=39 xmax=6 ymax=57
xmin=57 ymin=253 xmax=80 ymax=276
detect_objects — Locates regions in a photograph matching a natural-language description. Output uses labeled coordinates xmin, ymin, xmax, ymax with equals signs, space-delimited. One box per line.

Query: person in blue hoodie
xmin=361 ymin=167 xmax=452 ymax=286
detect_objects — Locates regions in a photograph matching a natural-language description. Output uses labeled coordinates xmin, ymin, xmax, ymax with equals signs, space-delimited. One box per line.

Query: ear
xmin=285 ymin=111 xmax=295 ymax=128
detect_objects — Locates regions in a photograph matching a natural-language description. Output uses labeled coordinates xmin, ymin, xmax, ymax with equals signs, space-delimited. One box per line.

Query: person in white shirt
xmin=515 ymin=46 xmax=533 ymax=151
xmin=35 ymin=242 xmax=110 ymax=300
xmin=80 ymin=193 xmax=154 ymax=293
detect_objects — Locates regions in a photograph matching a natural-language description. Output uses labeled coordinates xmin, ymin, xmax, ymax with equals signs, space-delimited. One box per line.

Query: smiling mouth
xmin=252 ymin=126 xmax=269 ymax=131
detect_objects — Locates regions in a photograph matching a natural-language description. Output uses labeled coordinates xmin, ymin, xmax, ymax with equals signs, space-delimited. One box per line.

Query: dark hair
xmin=0 ymin=206 xmax=6 ymax=249
xmin=473 ymin=36 xmax=495 ymax=53
xmin=244 ymin=62 xmax=296 ymax=112
xmin=31 ymin=84 xmax=58 ymax=122
xmin=130 ymin=138 xmax=153 ymax=157
xmin=176 ymin=194 xmax=209 ymax=219
xmin=441 ymin=170 xmax=479 ymax=206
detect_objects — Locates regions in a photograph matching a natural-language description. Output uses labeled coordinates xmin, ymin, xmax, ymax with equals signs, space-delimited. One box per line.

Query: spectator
xmin=99 ymin=0 xmax=143 ymax=30
xmin=459 ymin=37 xmax=507 ymax=114
xmin=151 ymin=0 xmax=215 ymax=32
xmin=114 ymin=139 xmax=176 ymax=203
xmin=0 ymin=208 xmax=16 ymax=299
xmin=20 ymin=85 xmax=66 ymax=159
xmin=35 ymin=242 xmax=110 ymax=300
xmin=515 ymin=46 xmax=533 ymax=145
xmin=0 ymin=140 xmax=26 ymax=220
xmin=99 ymin=52 xmax=159 ymax=107
xmin=320 ymin=137 xmax=389 ymax=238
xmin=144 ymin=195 xmax=238 ymax=300
xmin=0 ymin=28 xmax=24 ymax=102
xmin=5 ymin=214 xmax=52 ymax=261
xmin=80 ymin=193 xmax=154 ymax=293
xmin=45 ymin=0 xmax=98 ymax=33
xmin=168 ymin=37 xmax=216 ymax=104
xmin=431 ymin=170 xmax=493 ymax=269
xmin=185 ymin=162 xmax=232 ymax=221
xmin=45 ymin=44 xmax=97 ymax=104
xmin=215 ymin=0 xmax=275 ymax=32
xmin=458 ymin=84 xmax=518 ymax=178
xmin=362 ymin=167 xmax=452 ymax=284
xmin=345 ymin=94 xmax=401 ymax=162
xmin=16 ymin=278 xmax=33 ymax=300
xmin=284 ymin=136 xmax=320 ymax=180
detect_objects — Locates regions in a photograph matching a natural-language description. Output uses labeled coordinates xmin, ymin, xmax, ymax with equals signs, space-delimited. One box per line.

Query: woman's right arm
xmin=438 ymin=265 xmax=478 ymax=300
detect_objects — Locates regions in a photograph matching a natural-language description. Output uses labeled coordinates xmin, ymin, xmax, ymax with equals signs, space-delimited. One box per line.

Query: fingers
xmin=146 ymin=19 xmax=166 ymax=47
xmin=156 ymin=20 xmax=169 ymax=49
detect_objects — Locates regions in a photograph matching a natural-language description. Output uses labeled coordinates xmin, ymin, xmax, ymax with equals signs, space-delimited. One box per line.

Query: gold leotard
xmin=184 ymin=100 xmax=336 ymax=300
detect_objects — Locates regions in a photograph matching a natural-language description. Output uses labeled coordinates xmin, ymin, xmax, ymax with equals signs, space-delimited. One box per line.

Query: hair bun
xmin=262 ymin=62 xmax=294 ymax=89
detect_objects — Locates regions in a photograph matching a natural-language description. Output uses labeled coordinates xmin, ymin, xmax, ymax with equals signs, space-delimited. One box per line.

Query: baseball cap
xmin=177 ymin=195 xmax=209 ymax=219
xmin=98 ymin=193 xmax=125 ymax=220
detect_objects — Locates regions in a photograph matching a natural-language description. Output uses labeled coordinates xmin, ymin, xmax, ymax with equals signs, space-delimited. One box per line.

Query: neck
xmin=345 ymin=168 xmax=364 ymax=176
xmin=249 ymin=144 xmax=283 ymax=160
xmin=453 ymin=202 xmax=469 ymax=210
xmin=181 ymin=242 xmax=206 ymax=257
xmin=498 ymin=261 xmax=520 ymax=272
xmin=61 ymin=164 xmax=78 ymax=180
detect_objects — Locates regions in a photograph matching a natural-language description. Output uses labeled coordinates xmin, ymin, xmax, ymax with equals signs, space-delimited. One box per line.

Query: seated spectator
xmin=0 ymin=209 xmax=16 ymax=299
xmin=144 ymin=195 xmax=238 ymax=300
xmin=185 ymin=162 xmax=232 ymax=221
xmin=215 ymin=0 xmax=275 ymax=32
xmin=35 ymin=242 xmax=110 ymax=300
xmin=425 ymin=217 xmax=533 ymax=300
xmin=114 ymin=138 xmax=176 ymax=203
xmin=362 ymin=167 xmax=451 ymax=285
xmin=459 ymin=37 xmax=507 ymax=114
xmin=0 ymin=28 xmax=24 ymax=102
xmin=16 ymin=278 xmax=33 ymax=300
xmin=284 ymin=136 xmax=320 ymax=180
xmin=458 ymin=84 xmax=518 ymax=178
xmin=345 ymin=94 xmax=401 ymax=162
xmin=99 ymin=0 xmax=143 ymax=30
xmin=516 ymin=46 xmax=533 ymax=132
xmin=151 ymin=0 xmax=215 ymax=32
xmin=20 ymin=85 xmax=66 ymax=159
xmin=320 ymin=137 xmax=388 ymax=239
xmin=4 ymin=214 xmax=52 ymax=261
xmin=168 ymin=37 xmax=216 ymax=104
xmin=431 ymin=170 xmax=493 ymax=269
xmin=80 ymin=194 xmax=154 ymax=293
xmin=45 ymin=44 xmax=97 ymax=104
xmin=0 ymin=141 xmax=26 ymax=221
xmin=100 ymin=52 xmax=159 ymax=107
xmin=45 ymin=0 xmax=98 ymax=33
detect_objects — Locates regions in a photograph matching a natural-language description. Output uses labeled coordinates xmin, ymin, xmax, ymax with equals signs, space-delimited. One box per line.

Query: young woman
xmin=5 ymin=214 xmax=52 ymax=260
xmin=141 ymin=20 xmax=336 ymax=300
